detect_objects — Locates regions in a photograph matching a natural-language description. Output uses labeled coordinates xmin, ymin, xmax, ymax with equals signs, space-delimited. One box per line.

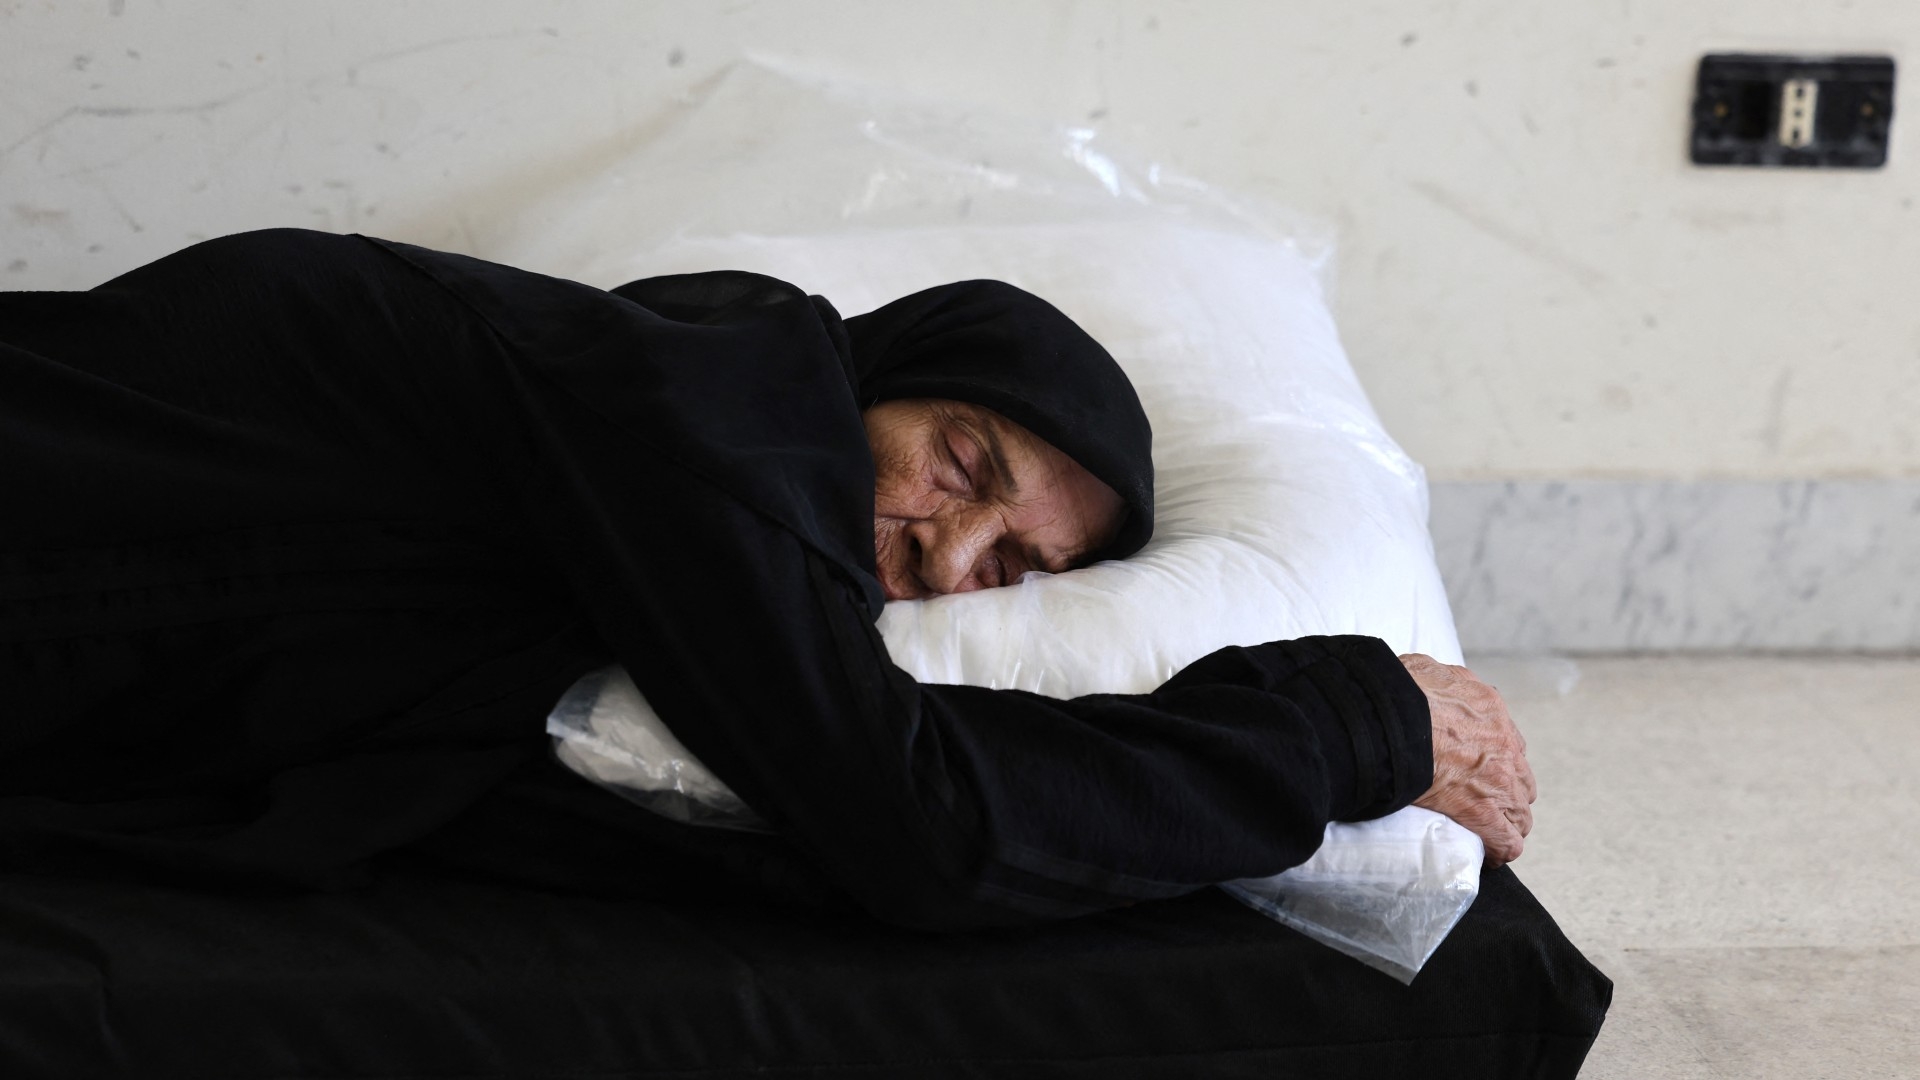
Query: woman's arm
xmin=500 ymin=390 xmax=1432 ymax=930
xmin=369 ymin=238 xmax=1436 ymax=930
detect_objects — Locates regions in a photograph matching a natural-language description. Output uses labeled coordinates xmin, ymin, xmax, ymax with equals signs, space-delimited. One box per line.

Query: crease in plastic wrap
xmin=1220 ymin=810 xmax=1482 ymax=984
xmin=547 ymin=667 xmax=769 ymax=834
xmin=526 ymin=59 xmax=1476 ymax=983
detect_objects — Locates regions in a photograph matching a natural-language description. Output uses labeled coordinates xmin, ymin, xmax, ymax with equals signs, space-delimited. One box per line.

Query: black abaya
xmin=0 ymin=229 xmax=1432 ymax=929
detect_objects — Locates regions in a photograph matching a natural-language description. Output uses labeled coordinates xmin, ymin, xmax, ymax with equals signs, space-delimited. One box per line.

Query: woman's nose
xmin=909 ymin=512 xmax=1001 ymax=594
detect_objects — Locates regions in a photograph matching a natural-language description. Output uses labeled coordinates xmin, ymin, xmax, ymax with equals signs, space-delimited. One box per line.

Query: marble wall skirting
xmin=1429 ymin=480 xmax=1920 ymax=652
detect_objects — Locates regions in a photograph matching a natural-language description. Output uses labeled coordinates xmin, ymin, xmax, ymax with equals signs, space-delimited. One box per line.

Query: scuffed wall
xmin=5 ymin=0 xmax=1917 ymax=487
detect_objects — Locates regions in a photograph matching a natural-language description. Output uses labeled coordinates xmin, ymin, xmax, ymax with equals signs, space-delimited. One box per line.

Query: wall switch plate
xmin=1691 ymin=53 xmax=1894 ymax=167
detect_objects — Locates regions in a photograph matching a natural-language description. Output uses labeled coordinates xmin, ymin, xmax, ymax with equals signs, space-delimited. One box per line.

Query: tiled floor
xmin=1473 ymin=655 xmax=1920 ymax=1079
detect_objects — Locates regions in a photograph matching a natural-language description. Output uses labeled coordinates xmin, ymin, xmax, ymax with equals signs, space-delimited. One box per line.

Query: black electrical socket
xmin=1691 ymin=53 xmax=1895 ymax=168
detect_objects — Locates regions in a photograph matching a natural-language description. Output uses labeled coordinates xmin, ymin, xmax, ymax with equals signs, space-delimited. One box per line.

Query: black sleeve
xmin=504 ymin=385 xmax=1433 ymax=931
xmin=768 ymin=549 xmax=1434 ymax=928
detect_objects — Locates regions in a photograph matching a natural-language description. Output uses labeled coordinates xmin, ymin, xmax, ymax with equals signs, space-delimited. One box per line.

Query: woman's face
xmin=865 ymin=397 xmax=1126 ymax=601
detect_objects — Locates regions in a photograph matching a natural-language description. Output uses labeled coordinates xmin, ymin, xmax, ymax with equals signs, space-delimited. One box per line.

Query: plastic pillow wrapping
xmin=1221 ymin=809 xmax=1483 ymax=984
xmin=550 ymin=664 xmax=1480 ymax=984
xmin=546 ymin=667 xmax=768 ymax=833
xmin=481 ymin=54 xmax=1337 ymax=293
xmin=519 ymin=59 xmax=1476 ymax=981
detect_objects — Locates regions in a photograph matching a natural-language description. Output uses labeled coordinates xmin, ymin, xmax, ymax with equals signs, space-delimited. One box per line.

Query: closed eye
xmin=942 ymin=436 xmax=977 ymax=494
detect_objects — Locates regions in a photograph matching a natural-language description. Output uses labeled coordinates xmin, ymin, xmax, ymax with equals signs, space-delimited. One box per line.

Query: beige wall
xmin=5 ymin=0 xmax=1916 ymax=481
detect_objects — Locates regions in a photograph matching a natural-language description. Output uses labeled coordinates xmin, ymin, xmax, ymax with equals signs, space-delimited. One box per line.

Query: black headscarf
xmin=843 ymin=281 xmax=1155 ymax=560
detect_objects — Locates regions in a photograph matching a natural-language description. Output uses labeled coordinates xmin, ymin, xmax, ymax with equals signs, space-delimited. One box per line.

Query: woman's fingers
xmin=1506 ymin=800 xmax=1534 ymax=839
xmin=1464 ymin=805 xmax=1525 ymax=866
xmin=1402 ymin=653 xmax=1539 ymax=865
xmin=1462 ymin=798 xmax=1529 ymax=860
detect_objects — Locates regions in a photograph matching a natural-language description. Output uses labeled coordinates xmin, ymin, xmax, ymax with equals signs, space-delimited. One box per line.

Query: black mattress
xmin=0 ymin=863 xmax=1608 ymax=1078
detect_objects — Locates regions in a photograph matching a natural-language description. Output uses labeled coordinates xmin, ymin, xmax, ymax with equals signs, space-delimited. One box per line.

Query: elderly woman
xmin=0 ymin=229 xmax=1531 ymax=929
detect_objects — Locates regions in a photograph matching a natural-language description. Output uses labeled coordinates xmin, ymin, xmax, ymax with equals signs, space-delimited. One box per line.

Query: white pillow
xmin=550 ymin=219 xmax=1471 ymax=812
xmin=546 ymin=220 xmax=1480 ymax=979
xmin=593 ymin=220 xmax=1463 ymax=689
xmin=554 ymin=219 xmax=1466 ymax=795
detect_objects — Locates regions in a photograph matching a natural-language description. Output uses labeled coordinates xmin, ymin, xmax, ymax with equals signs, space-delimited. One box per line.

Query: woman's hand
xmin=1400 ymin=654 xmax=1537 ymax=866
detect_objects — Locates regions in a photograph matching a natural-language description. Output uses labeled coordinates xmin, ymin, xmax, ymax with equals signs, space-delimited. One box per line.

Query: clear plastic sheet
xmin=547 ymin=666 xmax=769 ymax=833
xmin=550 ymin=663 xmax=1479 ymax=982
xmin=486 ymin=55 xmax=1335 ymax=294
xmin=1221 ymin=809 xmax=1483 ymax=984
xmin=531 ymin=58 xmax=1477 ymax=980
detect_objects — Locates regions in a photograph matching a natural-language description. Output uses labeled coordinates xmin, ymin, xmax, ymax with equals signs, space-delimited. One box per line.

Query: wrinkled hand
xmin=1400 ymin=654 xmax=1537 ymax=866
